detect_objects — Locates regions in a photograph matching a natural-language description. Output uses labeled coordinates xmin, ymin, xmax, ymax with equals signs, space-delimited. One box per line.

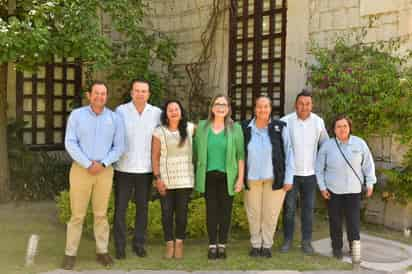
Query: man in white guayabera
xmin=280 ymin=89 xmax=329 ymax=254
xmin=113 ymin=79 xmax=161 ymax=259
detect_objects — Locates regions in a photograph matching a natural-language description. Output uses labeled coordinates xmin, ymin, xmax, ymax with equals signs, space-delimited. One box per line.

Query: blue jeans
xmin=282 ymin=175 xmax=317 ymax=242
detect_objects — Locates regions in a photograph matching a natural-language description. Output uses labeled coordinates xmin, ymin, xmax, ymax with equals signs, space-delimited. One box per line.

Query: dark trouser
xmin=205 ymin=171 xmax=234 ymax=245
xmin=113 ymin=171 xmax=152 ymax=252
xmin=282 ymin=175 xmax=317 ymax=242
xmin=327 ymin=191 xmax=361 ymax=251
xmin=160 ymin=188 xmax=192 ymax=242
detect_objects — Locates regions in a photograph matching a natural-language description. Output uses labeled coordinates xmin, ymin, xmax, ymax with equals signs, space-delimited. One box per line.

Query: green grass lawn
xmin=0 ymin=201 xmax=379 ymax=274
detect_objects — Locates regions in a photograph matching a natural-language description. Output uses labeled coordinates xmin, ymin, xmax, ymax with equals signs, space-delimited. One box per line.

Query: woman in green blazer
xmin=194 ymin=94 xmax=245 ymax=260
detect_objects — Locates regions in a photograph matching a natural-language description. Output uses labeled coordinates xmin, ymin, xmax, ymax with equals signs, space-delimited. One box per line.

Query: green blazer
xmin=194 ymin=120 xmax=245 ymax=196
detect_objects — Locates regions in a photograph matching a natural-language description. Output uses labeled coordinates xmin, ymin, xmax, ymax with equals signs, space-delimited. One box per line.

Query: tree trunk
xmin=0 ymin=63 xmax=10 ymax=202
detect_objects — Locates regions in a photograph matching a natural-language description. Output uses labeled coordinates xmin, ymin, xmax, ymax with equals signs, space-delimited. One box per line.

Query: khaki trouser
xmin=244 ymin=179 xmax=286 ymax=248
xmin=65 ymin=162 xmax=114 ymax=256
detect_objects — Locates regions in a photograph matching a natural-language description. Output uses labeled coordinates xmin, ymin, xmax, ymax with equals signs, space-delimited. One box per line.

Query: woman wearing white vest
xmin=152 ymin=100 xmax=195 ymax=259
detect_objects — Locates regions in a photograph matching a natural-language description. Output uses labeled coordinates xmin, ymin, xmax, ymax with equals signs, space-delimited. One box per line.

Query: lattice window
xmin=229 ymin=0 xmax=287 ymax=120
xmin=16 ymin=57 xmax=82 ymax=150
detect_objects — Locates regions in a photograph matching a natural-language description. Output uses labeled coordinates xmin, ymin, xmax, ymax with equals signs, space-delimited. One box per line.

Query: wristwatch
xmin=154 ymin=174 xmax=161 ymax=180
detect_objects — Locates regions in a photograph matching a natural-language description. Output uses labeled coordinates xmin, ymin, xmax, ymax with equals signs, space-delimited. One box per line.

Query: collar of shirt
xmin=296 ymin=112 xmax=313 ymax=124
xmin=86 ymin=105 xmax=108 ymax=116
xmin=336 ymin=135 xmax=353 ymax=146
xmin=248 ymin=118 xmax=272 ymax=128
xmin=248 ymin=118 xmax=270 ymax=136
xmin=128 ymin=102 xmax=155 ymax=116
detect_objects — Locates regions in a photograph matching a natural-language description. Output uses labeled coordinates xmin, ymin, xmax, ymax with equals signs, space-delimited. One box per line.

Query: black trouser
xmin=205 ymin=171 xmax=234 ymax=245
xmin=113 ymin=171 xmax=152 ymax=252
xmin=327 ymin=191 xmax=361 ymax=251
xmin=160 ymin=188 xmax=192 ymax=242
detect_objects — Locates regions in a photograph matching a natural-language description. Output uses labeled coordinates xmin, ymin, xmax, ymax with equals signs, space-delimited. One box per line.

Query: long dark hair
xmin=160 ymin=100 xmax=188 ymax=147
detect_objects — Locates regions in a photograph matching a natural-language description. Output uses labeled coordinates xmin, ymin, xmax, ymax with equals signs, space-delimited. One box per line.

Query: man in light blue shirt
xmin=62 ymin=81 xmax=125 ymax=270
xmin=65 ymin=99 xmax=125 ymax=171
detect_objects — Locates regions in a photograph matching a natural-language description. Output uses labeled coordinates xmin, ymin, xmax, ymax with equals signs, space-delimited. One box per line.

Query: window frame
xmin=16 ymin=59 xmax=82 ymax=151
xmin=228 ymin=0 xmax=287 ymax=120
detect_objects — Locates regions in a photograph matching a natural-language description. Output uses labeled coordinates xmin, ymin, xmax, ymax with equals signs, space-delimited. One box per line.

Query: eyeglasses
xmin=213 ymin=103 xmax=228 ymax=108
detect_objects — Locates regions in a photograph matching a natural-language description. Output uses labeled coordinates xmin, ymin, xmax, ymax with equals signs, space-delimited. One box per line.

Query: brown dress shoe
xmin=62 ymin=255 xmax=76 ymax=270
xmin=96 ymin=253 xmax=114 ymax=267
xmin=165 ymin=240 xmax=174 ymax=259
xmin=174 ymin=239 xmax=184 ymax=259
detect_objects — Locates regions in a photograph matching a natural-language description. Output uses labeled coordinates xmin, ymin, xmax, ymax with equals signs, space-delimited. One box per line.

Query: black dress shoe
xmin=301 ymin=241 xmax=315 ymax=255
xmin=217 ymin=246 xmax=226 ymax=259
xmin=279 ymin=239 xmax=292 ymax=253
xmin=62 ymin=255 xmax=76 ymax=270
xmin=333 ymin=249 xmax=343 ymax=259
xmin=115 ymin=249 xmax=126 ymax=260
xmin=96 ymin=253 xmax=114 ymax=267
xmin=249 ymin=247 xmax=261 ymax=257
xmin=133 ymin=246 xmax=147 ymax=257
xmin=261 ymin=248 xmax=272 ymax=258
xmin=208 ymin=247 xmax=218 ymax=260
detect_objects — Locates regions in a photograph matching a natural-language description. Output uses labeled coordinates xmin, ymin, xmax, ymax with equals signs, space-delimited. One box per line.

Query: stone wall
xmin=368 ymin=136 xmax=409 ymax=168
xmin=147 ymin=0 xmax=313 ymax=115
xmin=147 ymin=0 xmax=230 ymax=117
xmin=309 ymin=0 xmax=412 ymax=51
xmin=284 ymin=0 xmax=310 ymax=114
xmin=145 ymin=0 xmax=412 ymax=120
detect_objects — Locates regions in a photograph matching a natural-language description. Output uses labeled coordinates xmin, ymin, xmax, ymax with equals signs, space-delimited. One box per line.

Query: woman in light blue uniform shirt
xmin=316 ymin=115 xmax=376 ymax=259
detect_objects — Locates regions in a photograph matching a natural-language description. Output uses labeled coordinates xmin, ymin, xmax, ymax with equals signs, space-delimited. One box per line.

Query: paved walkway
xmin=312 ymin=233 xmax=412 ymax=272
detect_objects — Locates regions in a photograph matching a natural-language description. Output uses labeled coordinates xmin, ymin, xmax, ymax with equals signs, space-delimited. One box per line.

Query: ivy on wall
xmin=185 ymin=0 xmax=229 ymax=120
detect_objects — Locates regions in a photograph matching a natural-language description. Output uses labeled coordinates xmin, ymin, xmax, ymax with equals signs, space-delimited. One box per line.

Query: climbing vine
xmin=185 ymin=0 xmax=229 ymax=119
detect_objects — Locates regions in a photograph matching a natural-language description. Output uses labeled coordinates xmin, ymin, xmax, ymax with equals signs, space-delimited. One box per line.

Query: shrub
xmin=56 ymin=190 xmax=251 ymax=239
xmin=382 ymin=151 xmax=412 ymax=204
xmin=232 ymin=193 xmax=249 ymax=231
xmin=8 ymin=120 xmax=70 ymax=200
xmin=308 ymin=32 xmax=412 ymax=203
xmin=308 ymin=34 xmax=412 ymax=140
xmin=186 ymin=196 xmax=207 ymax=238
